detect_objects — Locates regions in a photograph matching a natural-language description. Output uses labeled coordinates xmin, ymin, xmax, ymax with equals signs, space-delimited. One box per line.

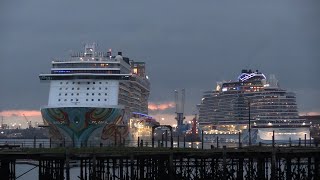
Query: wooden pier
xmin=1 ymin=146 xmax=320 ymax=180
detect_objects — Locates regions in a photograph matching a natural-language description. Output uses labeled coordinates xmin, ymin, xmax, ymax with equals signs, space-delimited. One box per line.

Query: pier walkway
xmin=1 ymin=146 xmax=320 ymax=180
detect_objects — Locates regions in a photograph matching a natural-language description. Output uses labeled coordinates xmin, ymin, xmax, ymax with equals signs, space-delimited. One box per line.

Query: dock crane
xmin=23 ymin=114 xmax=32 ymax=129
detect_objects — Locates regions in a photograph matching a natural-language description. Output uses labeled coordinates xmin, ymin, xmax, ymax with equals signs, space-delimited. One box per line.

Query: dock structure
xmin=1 ymin=146 xmax=320 ymax=180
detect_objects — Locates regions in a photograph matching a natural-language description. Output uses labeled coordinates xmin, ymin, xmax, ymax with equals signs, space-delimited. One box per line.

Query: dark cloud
xmin=0 ymin=0 xmax=319 ymax=115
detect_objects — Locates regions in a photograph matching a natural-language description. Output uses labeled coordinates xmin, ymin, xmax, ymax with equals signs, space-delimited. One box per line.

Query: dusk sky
xmin=0 ymin=0 xmax=319 ymax=127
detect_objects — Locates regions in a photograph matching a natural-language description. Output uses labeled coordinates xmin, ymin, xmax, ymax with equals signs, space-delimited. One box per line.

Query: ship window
xmin=104 ymin=99 xmax=107 ymax=101
xmin=76 ymin=99 xmax=78 ymax=101
xmin=58 ymin=99 xmax=61 ymax=101
xmin=105 ymin=87 xmax=108 ymax=90
xmin=99 ymin=82 xmax=102 ymax=84
xmin=93 ymin=82 xmax=95 ymax=84
xmin=98 ymin=93 xmax=101 ymax=96
xmin=59 ymin=88 xmax=62 ymax=90
xmin=71 ymin=99 xmax=73 ymax=101
xmin=71 ymin=93 xmax=74 ymax=96
xmin=78 ymin=82 xmax=80 ymax=84
xmin=99 ymin=87 xmax=101 ymax=90
xmin=92 ymin=93 xmax=94 ymax=95
xmin=92 ymin=87 xmax=95 ymax=90
xmin=106 ymin=82 xmax=108 ymax=84
xmin=86 ymin=99 xmax=88 ymax=101
xmin=65 ymin=93 xmax=67 ymax=96
xmin=87 ymin=82 xmax=90 ymax=84
xmin=105 ymin=93 xmax=107 ymax=95
xmin=66 ymin=88 xmax=68 ymax=90
xmin=77 ymin=88 xmax=80 ymax=90
xmin=98 ymin=99 xmax=100 ymax=101
xmin=77 ymin=93 xmax=79 ymax=95
xmin=59 ymin=93 xmax=61 ymax=96
xmin=66 ymin=82 xmax=69 ymax=84
xmin=72 ymin=88 xmax=74 ymax=90
xmin=87 ymin=88 xmax=89 ymax=90
xmin=72 ymin=82 xmax=75 ymax=84
xmin=60 ymin=82 xmax=63 ymax=84
xmin=86 ymin=93 xmax=89 ymax=96
xmin=64 ymin=99 xmax=67 ymax=101
xmin=91 ymin=99 xmax=94 ymax=101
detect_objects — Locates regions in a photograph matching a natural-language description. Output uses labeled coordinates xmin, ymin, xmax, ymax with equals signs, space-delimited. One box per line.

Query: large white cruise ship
xmin=198 ymin=69 xmax=310 ymax=144
xmin=39 ymin=44 xmax=150 ymax=147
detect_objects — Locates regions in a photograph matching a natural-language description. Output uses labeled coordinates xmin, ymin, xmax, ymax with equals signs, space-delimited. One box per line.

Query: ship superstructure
xmin=39 ymin=44 xmax=150 ymax=147
xmin=198 ymin=69 xmax=309 ymax=143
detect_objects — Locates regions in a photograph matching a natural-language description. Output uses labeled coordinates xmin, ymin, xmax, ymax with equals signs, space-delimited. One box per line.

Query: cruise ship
xmin=198 ymin=69 xmax=310 ymax=144
xmin=39 ymin=44 xmax=150 ymax=147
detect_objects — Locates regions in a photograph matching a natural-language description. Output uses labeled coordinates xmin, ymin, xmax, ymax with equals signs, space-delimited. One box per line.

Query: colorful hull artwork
xmin=41 ymin=107 xmax=129 ymax=147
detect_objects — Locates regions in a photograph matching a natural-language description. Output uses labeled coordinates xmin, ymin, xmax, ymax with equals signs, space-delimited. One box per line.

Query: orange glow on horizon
xmin=148 ymin=102 xmax=175 ymax=111
xmin=0 ymin=110 xmax=41 ymax=117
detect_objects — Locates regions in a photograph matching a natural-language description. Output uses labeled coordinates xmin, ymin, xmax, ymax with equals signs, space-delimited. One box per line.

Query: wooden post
xmin=272 ymin=131 xmax=275 ymax=148
xmin=305 ymin=133 xmax=307 ymax=147
xmin=216 ymin=136 xmax=219 ymax=149
xmin=238 ymin=132 xmax=241 ymax=148
xmin=201 ymin=130 xmax=204 ymax=150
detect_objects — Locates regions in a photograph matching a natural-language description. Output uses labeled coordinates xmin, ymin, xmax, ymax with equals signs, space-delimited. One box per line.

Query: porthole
xmin=87 ymin=82 xmax=90 ymax=84
xmin=93 ymin=82 xmax=95 ymax=84
xmin=58 ymin=99 xmax=61 ymax=101
xmin=99 ymin=87 xmax=101 ymax=90
xmin=105 ymin=93 xmax=107 ymax=95
xmin=98 ymin=99 xmax=100 ymax=101
xmin=71 ymin=99 xmax=73 ymax=101
xmin=105 ymin=87 xmax=108 ymax=90
xmin=59 ymin=88 xmax=62 ymax=90
xmin=59 ymin=93 xmax=61 ymax=96
xmin=72 ymin=88 xmax=74 ymax=90
xmin=64 ymin=99 xmax=67 ymax=101
xmin=66 ymin=82 xmax=69 ymax=84
xmin=76 ymin=99 xmax=79 ymax=101
xmin=87 ymin=88 xmax=89 ymax=90
xmin=77 ymin=93 xmax=79 ymax=95
xmin=78 ymin=82 xmax=80 ymax=84
xmin=65 ymin=93 xmax=67 ymax=96
xmin=71 ymin=93 xmax=74 ymax=96
xmin=92 ymin=93 xmax=94 ymax=95
xmin=77 ymin=88 xmax=80 ymax=90
xmin=104 ymin=99 xmax=107 ymax=101
xmin=99 ymin=82 xmax=102 ymax=84
xmin=86 ymin=93 xmax=89 ymax=96
xmin=92 ymin=87 xmax=95 ymax=90
xmin=91 ymin=99 xmax=94 ymax=101
xmin=86 ymin=99 xmax=88 ymax=101
xmin=98 ymin=93 xmax=101 ymax=96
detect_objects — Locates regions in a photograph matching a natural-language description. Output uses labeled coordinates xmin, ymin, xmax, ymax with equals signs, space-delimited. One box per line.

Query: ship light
xmin=302 ymin=122 xmax=306 ymax=125
xmin=268 ymin=122 xmax=272 ymax=126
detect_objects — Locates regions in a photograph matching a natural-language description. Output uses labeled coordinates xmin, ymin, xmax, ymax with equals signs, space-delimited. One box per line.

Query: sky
xmin=0 ymin=0 xmax=319 ymax=127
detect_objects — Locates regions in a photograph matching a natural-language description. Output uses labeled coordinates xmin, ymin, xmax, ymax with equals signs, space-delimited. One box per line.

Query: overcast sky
xmin=0 ymin=0 xmax=319 ymax=124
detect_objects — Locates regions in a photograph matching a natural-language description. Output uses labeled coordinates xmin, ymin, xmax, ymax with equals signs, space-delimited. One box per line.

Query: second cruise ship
xmin=39 ymin=44 xmax=150 ymax=147
xmin=198 ymin=69 xmax=310 ymax=144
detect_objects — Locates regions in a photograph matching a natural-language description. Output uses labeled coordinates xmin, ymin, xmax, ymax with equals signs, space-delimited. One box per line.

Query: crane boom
xmin=23 ymin=114 xmax=32 ymax=129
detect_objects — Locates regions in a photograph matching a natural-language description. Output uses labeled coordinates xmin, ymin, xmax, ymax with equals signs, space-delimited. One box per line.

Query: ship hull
xmin=41 ymin=107 xmax=129 ymax=147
